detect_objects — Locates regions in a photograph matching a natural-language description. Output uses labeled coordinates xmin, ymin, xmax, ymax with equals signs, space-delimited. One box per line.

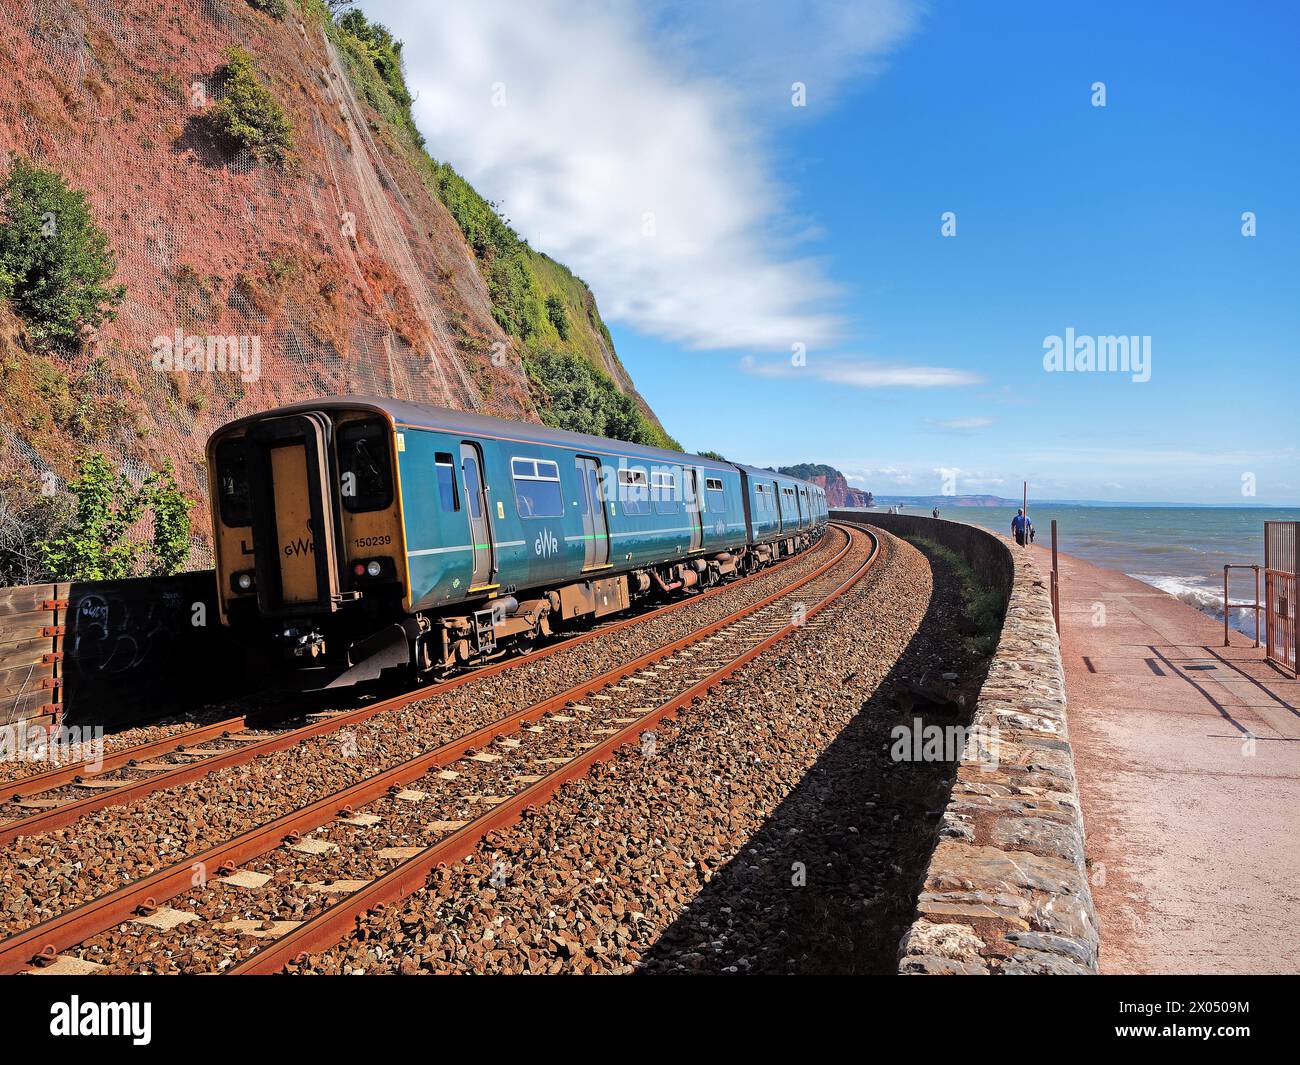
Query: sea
xmin=856 ymin=506 xmax=1300 ymax=639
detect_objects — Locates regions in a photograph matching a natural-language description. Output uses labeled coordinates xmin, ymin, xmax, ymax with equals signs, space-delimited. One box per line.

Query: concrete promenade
xmin=1027 ymin=542 xmax=1300 ymax=974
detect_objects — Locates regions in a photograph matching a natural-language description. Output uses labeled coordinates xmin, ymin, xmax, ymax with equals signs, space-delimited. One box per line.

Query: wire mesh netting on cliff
xmin=0 ymin=0 xmax=534 ymax=572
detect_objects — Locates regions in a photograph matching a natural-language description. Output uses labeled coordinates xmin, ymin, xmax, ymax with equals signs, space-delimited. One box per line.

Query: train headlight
xmin=366 ymin=560 xmax=383 ymax=578
xmin=231 ymin=571 xmax=255 ymax=593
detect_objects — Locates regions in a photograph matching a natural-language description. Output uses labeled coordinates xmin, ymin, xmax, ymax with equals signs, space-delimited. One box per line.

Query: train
xmin=206 ymin=397 xmax=828 ymax=687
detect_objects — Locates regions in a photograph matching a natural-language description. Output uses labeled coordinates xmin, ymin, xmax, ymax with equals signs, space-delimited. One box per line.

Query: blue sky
xmin=372 ymin=0 xmax=1299 ymax=504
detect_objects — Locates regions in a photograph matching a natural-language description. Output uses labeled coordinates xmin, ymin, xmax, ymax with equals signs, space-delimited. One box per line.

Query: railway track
xmin=0 ymin=531 xmax=830 ymax=846
xmin=230 ymin=525 xmax=881 ymax=975
xmin=0 ymin=524 xmax=870 ymax=973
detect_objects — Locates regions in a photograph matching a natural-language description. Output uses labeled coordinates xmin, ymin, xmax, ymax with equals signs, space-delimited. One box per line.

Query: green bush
xmin=332 ymin=8 xmax=423 ymax=147
xmin=488 ymin=253 xmax=543 ymax=339
xmin=0 ymin=157 xmax=126 ymax=348
xmin=36 ymin=453 xmax=193 ymax=581
xmin=434 ymin=164 xmax=517 ymax=260
xmin=545 ymin=294 xmax=570 ymax=340
xmin=207 ymin=48 xmax=294 ymax=165
xmin=247 ymin=0 xmax=287 ymax=17
xmin=523 ymin=347 xmax=671 ymax=449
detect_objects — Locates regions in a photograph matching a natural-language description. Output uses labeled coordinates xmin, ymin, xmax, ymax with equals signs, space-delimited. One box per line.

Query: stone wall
xmin=831 ymin=510 xmax=1099 ymax=974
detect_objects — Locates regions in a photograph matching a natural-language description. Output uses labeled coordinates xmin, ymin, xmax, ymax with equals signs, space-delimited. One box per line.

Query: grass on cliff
xmin=906 ymin=536 xmax=1005 ymax=656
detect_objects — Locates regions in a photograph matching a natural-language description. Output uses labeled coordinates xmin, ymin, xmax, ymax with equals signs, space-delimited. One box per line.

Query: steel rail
xmin=0 ymin=526 xmax=851 ymax=973
xmin=0 ymin=529 xmax=836 ymax=845
xmin=7 ymin=715 xmax=252 ymax=802
xmin=230 ymin=524 xmax=879 ymax=973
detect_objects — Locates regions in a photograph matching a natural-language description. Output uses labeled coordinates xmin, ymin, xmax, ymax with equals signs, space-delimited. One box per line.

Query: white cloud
xmin=740 ymin=355 xmax=983 ymax=388
xmin=651 ymin=0 xmax=921 ymax=109
xmin=839 ymin=464 xmax=916 ymax=486
xmin=925 ymin=416 xmax=995 ymax=431
xmin=363 ymin=0 xmax=919 ymax=350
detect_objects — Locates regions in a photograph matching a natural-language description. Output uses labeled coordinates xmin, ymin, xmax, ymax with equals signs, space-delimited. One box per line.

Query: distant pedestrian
xmin=1029 ymin=522 xmax=1036 ymax=544
xmin=1012 ymin=508 xmax=1031 ymax=547
xmin=932 ymin=507 xmax=940 ymax=519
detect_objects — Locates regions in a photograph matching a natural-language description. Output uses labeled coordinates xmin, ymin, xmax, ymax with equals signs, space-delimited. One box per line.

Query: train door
xmin=459 ymin=442 xmax=495 ymax=589
xmin=270 ymin=444 xmax=318 ymax=605
xmin=773 ymin=481 xmax=784 ymax=533
xmin=244 ymin=412 xmax=340 ymax=615
xmin=576 ymin=456 xmax=610 ymax=568
xmin=686 ymin=468 xmax=704 ymax=552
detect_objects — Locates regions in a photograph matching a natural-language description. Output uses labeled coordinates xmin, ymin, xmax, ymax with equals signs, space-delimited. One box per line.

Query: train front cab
xmin=209 ymin=405 xmax=409 ymax=680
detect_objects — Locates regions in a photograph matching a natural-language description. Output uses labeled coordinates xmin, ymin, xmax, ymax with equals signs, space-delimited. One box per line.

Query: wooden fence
xmin=1 ymin=571 xmax=250 ymax=730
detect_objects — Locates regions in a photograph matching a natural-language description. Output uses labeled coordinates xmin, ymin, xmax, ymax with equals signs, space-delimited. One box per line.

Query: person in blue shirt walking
xmin=1011 ymin=508 xmax=1032 ymax=547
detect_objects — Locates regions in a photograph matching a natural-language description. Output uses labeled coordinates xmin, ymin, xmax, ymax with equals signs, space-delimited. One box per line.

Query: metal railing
xmin=1264 ymin=521 xmax=1298 ymax=674
xmin=1222 ymin=564 xmax=1262 ymax=649
xmin=1050 ymin=519 xmax=1060 ymax=634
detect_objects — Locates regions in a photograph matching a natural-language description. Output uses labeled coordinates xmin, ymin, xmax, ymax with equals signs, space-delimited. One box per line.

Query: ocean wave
xmin=1130 ymin=572 xmax=1263 ymax=639
xmin=1130 ymin=573 xmax=1224 ymax=613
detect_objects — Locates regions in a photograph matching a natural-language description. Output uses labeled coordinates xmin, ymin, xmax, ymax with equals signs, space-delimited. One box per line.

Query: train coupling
xmin=278 ymin=626 xmax=327 ymax=661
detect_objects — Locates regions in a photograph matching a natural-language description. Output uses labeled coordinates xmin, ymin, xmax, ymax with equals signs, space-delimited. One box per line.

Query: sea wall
xmin=831 ymin=510 xmax=1099 ymax=974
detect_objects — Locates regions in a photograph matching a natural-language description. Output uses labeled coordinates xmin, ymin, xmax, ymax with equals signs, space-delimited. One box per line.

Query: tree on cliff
xmin=0 ymin=157 xmax=126 ymax=349
xmin=206 ymin=48 xmax=295 ymax=166
xmin=36 ymin=453 xmax=193 ymax=582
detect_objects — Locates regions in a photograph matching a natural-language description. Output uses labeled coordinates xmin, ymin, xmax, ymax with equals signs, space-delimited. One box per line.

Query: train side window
xmin=705 ymin=476 xmax=725 ymax=512
xmin=618 ymin=467 xmax=651 ymax=516
xmin=511 ymin=456 xmax=564 ymax=518
xmin=338 ymin=420 xmax=393 ymax=513
xmin=652 ymin=470 xmax=678 ymax=514
xmin=463 ymin=454 xmax=483 ymax=520
xmin=435 ymin=453 xmax=459 ymax=511
xmin=215 ymin=439 xmax=252 ymax=527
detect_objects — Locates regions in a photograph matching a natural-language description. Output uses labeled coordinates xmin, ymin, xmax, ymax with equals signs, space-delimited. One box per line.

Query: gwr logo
xmin=534 ymin=528 xmax=559 ymax=558
xmin=283 ymin=538 xmax=315 ymax=557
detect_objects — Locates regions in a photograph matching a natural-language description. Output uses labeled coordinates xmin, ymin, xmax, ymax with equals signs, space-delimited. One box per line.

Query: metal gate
xmin=1265 ymin=521 xmax=1298 ymax=674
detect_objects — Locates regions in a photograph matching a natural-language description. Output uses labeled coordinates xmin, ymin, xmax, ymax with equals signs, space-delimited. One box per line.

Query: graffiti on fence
xmin=68 ymin=589 xmax=187 ymax=677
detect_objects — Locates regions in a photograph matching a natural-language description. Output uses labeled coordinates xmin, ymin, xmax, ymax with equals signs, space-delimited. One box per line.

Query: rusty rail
xmin=0 ymin=526 xmax=856 ymax=974
xmin=0 ymin=531 xmax=830 ymax=845
xmin=228 ymin=524 xmax=880 ymax=973
xmin=6 ymin=714 xmax=252 ymax=802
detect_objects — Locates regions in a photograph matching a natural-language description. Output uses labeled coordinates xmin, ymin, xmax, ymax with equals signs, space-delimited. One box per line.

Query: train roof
xmin=731 ymin=463 xmax=824 ymax=490
xmin=212 ymin=396 xmax=826 ymax=492
xmin=211 ymin=395 xmax=735 ymax=471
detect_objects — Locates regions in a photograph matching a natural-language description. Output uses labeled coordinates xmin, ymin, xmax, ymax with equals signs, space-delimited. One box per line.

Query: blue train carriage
xmin=396 ymin=406 xmax=751 ymax=663
xmin=735 ymin=464 xmax=827 ymax=562
xmin=207 ymin=396 xmax=788 ymax=685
